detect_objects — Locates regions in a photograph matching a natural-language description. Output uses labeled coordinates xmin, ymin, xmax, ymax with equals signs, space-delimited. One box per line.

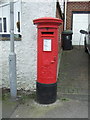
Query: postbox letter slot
xmin=42 ymin=32 xmax=54 ymax=35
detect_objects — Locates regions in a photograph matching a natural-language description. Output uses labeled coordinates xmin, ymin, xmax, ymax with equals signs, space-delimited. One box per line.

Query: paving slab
xmin=10 ymin=98 xmax=88 ymax=118
xmin=2 ymin=91 xmax=19 ymax=118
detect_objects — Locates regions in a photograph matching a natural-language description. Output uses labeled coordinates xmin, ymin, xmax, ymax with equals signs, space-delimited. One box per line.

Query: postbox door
xmin=37 ymin=28 xmax=59 ymax=84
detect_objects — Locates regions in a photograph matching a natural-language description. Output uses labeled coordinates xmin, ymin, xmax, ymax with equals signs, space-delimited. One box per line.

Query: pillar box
xmin=33 ymin=17 xmax=63 ymax=104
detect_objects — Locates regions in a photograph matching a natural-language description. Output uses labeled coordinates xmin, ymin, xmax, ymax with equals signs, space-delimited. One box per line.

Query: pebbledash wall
xmin=0 ymin=0 xmax=63 ymax=91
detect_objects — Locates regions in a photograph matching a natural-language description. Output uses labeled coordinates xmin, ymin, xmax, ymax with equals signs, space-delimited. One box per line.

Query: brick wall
xmin=56 ymin=2 xmax=64 ymax=50
xmin=66 ymin=2 xmax=90 ymax=30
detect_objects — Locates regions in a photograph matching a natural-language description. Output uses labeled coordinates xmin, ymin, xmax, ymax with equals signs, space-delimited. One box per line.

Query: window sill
xmin=0 ymin=34 xmax=21 ymax=41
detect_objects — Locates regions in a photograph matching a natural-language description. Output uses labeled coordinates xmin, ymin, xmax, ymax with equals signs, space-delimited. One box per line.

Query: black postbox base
xmin=36 ymin=82 xmax=57 ymax=104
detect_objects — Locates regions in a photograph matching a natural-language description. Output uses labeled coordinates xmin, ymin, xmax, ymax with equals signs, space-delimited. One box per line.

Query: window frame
xmin=0 ymin=18 xmax=2 ymax=32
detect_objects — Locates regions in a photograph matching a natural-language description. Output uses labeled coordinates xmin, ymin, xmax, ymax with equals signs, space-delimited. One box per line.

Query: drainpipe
xmin=9 ymin=0 xmax=17 ymax=99
xmin=64 ymin=0 xmax=67 ymax=30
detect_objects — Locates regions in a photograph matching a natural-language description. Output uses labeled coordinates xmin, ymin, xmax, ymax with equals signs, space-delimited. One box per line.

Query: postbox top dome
xmin=33 ymin=17 xmax=63 ymax=25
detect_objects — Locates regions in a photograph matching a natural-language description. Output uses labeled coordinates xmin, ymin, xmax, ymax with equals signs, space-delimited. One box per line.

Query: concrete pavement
xmin=10 ymin=98 xmax=88 ymax=118
xmin=2 ymin=46 xmax=89 ymax=118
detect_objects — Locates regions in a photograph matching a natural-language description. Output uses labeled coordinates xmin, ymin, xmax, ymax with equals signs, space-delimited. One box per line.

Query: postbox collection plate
xmin=43 ymin=39 xmax=52 ymax=51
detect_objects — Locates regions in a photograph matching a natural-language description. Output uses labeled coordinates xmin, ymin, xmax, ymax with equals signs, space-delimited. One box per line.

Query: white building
xmin=0 ymin=0 xmax=64 ymax=91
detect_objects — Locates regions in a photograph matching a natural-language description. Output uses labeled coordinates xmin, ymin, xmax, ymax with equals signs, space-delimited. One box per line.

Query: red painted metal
xmin=33 ymin=17 xmax=63 ymax=84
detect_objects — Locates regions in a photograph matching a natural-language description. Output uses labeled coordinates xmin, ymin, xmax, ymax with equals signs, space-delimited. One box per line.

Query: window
xmin=0 ymin=18 xmax=2 ymax=32
xmin=3 ymin=18 xmax=7 ymax=32
xmin=0 ymin=17 xmax=7 ymax=32
xmin=18 ymin=12 xmax=20 ymax=22
xmin=17 ymin=12 xmax=20 ymax=32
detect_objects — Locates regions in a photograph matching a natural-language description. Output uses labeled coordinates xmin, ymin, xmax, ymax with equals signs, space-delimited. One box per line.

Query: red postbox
xmin=33 ymin=17 xmax=63 ymax=104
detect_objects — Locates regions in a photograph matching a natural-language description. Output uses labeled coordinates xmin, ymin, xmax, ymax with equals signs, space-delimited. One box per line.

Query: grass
xmin=16 ymin=91 xmax=36 ymax=104
xmin=2 ymin=88 xmax=36 ymax=104
xmin=61 ymin=98 xmax=70 ymax=101
xmin=2 ymin=92 xmax=10 ymax=101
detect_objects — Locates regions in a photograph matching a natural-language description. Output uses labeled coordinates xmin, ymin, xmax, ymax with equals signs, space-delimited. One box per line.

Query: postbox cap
xmin=33 ymin=17 xmax=63 ymax=25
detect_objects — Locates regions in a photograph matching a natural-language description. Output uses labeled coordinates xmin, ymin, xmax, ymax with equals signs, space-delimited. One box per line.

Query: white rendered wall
xmin=0 ymin=0 xmax=56 ymax=91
